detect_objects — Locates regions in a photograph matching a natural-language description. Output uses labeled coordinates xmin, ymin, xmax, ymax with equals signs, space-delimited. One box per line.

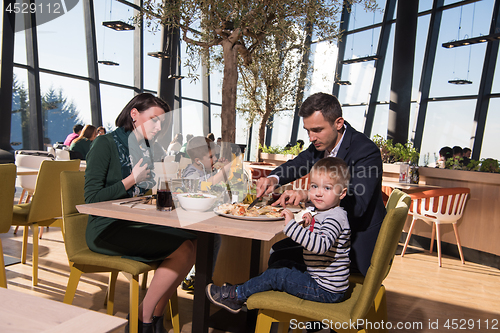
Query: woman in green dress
xmin=69 ymin=124 xmax=97 ymax=159
xmin=85 ymin=93 xmax=196 ymax=333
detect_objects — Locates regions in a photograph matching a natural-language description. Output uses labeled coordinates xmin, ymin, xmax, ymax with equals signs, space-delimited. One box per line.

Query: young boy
xmin=181 ymin=136 xmax=232 ymax=183
xmin=206 ymin=157 xmax=351 ymax=313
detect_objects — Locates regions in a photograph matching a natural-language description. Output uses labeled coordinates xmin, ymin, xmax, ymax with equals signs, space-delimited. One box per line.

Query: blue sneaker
xmin=205 ymin=283 xmax=243 ymax=314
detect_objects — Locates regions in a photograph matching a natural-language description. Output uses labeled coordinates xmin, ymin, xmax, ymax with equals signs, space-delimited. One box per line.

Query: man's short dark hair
xmin=452 ymin=146 xmax=463 ymax=156
xmin=439 ymin=146 xmax=453 ymax=160
xmin=298 ymin=92 xmax=342 ymax=125
xmin=73 ymin=124 xmax=84 ymax=133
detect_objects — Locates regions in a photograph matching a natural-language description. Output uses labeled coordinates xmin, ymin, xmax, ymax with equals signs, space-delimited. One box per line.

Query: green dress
xmin=84 ymin=127 xmax=196 ymax=262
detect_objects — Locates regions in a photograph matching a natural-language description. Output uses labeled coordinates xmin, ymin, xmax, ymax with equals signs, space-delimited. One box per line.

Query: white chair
xmin=292 ymin=174 xmax=310 ymax=190
xmin=178 ymin=156 xmax=191 ymax=171
xmin=163 ymin=155 xmax=175 ymax=163
xmin=401 ymin=187 xmax=470 ymax=267
xmin=14 ymin=153 xmax=52 ymax=204
xmin=55 ymin=149 xmax=70 ymax=160
xmin=163 ymin=161 xmax=179 ymax=180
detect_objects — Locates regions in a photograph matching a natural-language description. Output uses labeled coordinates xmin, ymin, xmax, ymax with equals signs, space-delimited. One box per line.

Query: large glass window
xmin=143 ymin=26 xmax=162 ymax=91
xmin=94 ymin=0 xmax=135 ymax=86
xmin=348 ymin=2 xmax=385 ymax=31
xmin=480 ymin=98 xmax=500 ymax=160
xmin=40 ymin=73 xmax=92 ymax=146
xmin=99 ymin=84 xmax=135 ymax=130
xmin=270 ymin=110 xmax=294 ymax=147
xmin=36 ymin=1 xmax=87 ymax=76
xmin=420 ymin=100 xmax=476 ymax=162
xmin=342 ymin=105 xmax=367 ymax=134
xmin=181 ymin=42 xmax=203 ymax=100
xmin=11 ymin=68 xmax=30 ymax=150
xmin=180 ymin=99 xmax=204 ymax=137
xmin=310 ymin=41 xmax=337 ymax=94
xmin=210 ymin=104 xmax=221 ymax=138
xmin=13 ymin=13 xmax=27 ymax=65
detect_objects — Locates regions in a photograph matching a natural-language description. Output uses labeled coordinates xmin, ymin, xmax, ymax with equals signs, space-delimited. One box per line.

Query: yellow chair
xmin=246 ymin=189 xmax=411 ymax=333
xmin=11 ymin=159 xmax=80 ymax=286
xmin=60 ymin=171 xmax=180 ymax=333
xmin=0 ymin=164 xmax=16 ymax=288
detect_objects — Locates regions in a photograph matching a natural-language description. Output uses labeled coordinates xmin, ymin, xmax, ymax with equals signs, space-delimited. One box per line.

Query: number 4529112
xmin=443 ymin=319 xmax=498 ymax=330
xmin=5 ymin=2 xmax=62 ymax=14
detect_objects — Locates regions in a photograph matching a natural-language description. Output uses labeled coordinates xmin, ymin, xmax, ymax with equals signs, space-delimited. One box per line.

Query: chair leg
xmin=13 ymin=226 xmax=19 ymax=235
xmin=430 ymin=223 xmax=436 ymax=254
xmin=436 ymin=223 xmax=442 ymax=267
xmin=141 ymin=271 xmax=149 ymax=290
xmin=18 ymin=189 xmax=27 ymax=204
xmin=255 ymin=310 xmax=279 ymax=333
xmin=453 ymin=223 xmax=465 ymax=265
xmin=168 ymin=290 xmax=180 ymax=333
xmin=31 ymin=223 xmax=39 ymax=286
xmin=127 ymin=274 xmax=140 ymax=333
xmin=0 ymin=240 xmax=7 ymax=288
xmin=64 ymin=264 xmax=83 ymax=304
xmin=401 ymin=217 xmax=417 ymax=257
xmin=21 ymin=226 xmax=28 ymax=264
xmin=107 ymin=271 xmax=118 ymax=315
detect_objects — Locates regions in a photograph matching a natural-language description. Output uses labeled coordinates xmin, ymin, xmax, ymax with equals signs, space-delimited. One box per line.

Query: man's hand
xmin=273 ymin=189 xmax=308 ymax=207
xmin=256 ymin=177 xmax=278 ymax=197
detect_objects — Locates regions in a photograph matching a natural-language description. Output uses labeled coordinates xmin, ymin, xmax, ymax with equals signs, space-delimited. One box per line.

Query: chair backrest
xmin=350 ymin=189 xmax=410 ymax=322
xmin=0 ymin=164 xmax=16 ymax=234
xmin=15 ymin=154 xmax=52 ymax=193
xmin=163 ymin=155 xmax=175 ymax=163
xmin=27 ymin=160 xmax=80 ymax=223
xmin=163 ymin=161 xmax=179 ymax=179
xmin=60 ymin=171 xmax=89 ymax=259
xmin=409 ymin=187 xmax=470 ymax=223
xmin=292 ymin=174 xmax=310 ymax=190
xmin=178 ymin=156 xmax=191 ymax=170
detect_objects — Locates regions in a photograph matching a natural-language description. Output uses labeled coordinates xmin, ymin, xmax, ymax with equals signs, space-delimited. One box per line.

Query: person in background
xmin=206 ymin=157 xmax=351 ymax=314
xmin=206 ymin=133 xmax=220 ymax=158
xmin=452 ymin=146 xmax=463 ymax=158
xmin=437 ymin=146 xmax=453 ymax=168
xmin=453 ymin=146 xmax=470 ymax=166
xmin=69 ymin=124 xmax=97 ymax=160
xmin=217 ymin=137 xmax=222 ymax=146
xmin=84 ymin=93 xmax=196 ymax=333
xmin=297 ymin=139 xmax=305 ymax=150
xmin=167 ymin=133 xmax=183 ymax=155
xmin=64 ymin=124 xmax=84 ymax=146
xmin=179 ymin=134 xmax=193 ymax=158
xmin=97 ymin=126 xmax=106 ymax=136
xmin=206 ymin=133 xmax=215 ymax=142
xmin=463 ymin=147 xmax=472 ymax=159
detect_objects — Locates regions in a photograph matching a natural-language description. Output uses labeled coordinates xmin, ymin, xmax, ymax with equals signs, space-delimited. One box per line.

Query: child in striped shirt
xmin=206 ymin=157 xmax=351 ymax=313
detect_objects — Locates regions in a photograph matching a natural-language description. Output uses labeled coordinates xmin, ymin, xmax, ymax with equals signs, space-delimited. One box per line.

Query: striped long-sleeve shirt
xmin=284 ymin=206 xmax=351 ymax=293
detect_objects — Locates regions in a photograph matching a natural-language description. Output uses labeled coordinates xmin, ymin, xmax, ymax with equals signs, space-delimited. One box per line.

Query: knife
xmin=247 ymin=194 xmax=262 ymax=210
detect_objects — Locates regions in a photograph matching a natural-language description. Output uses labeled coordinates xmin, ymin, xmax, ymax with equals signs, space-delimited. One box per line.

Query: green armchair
xmin=0 ymin=164 xmax=16 ymax=288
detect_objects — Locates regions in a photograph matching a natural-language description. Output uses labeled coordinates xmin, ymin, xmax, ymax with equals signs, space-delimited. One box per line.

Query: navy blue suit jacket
xmin=270 ymin=121 xmax=386 ymax=275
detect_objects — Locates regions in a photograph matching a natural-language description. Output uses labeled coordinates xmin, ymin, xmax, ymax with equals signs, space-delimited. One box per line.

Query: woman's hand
xmin=281 ymin=208 xmax=294 ymax=225
xmin=132 ymin=158 xmax=150 ymax=184
xmin=272 ymin=189 xmax=308 ymax=207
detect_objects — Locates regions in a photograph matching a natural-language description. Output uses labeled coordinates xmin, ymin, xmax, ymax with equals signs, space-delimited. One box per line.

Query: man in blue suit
xmin=256 ymin=92 xmax=385 ymax=276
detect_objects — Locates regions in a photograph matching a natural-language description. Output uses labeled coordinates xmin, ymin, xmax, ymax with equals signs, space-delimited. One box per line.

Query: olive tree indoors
xmin=141 ymin=0 xmax=377 ymax=158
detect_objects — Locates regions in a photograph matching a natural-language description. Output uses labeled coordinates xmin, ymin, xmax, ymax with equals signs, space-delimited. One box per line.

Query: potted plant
xmin=259 ymin=143 xmax=302 ymax=165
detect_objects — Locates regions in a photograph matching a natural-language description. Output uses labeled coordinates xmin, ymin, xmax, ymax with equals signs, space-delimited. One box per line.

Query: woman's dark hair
xmin=73 ymin=125 xmax=97 ymax=144
xmin=298 ymin=92 xmax=342 ymax=125
xmin=115 ymin=93 xmax=170 ymax=132
xmin=206 ymin=133 xmax=215 ymax=141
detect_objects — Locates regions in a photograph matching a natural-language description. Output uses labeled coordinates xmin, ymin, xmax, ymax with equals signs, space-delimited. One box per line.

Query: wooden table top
xmin=76 ymin=198 xmax=286 ymax=242
xmin=0 ymin=288 xmax=126 ymax=333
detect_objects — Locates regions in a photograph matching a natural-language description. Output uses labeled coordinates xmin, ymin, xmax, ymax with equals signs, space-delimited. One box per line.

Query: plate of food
xmin=214 ymin=203 xmax=284 ymax=221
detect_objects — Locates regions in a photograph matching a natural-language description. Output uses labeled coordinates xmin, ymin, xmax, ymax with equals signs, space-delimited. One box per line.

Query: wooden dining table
xmin=76 ymin=198 xmax=286 ymax=333
xmin=0 ymin=287 xmax=127 ymax=333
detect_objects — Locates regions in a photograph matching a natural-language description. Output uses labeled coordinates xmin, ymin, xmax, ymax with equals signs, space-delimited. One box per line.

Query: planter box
xmin=260 ymin=153 xmax=296 ymax=166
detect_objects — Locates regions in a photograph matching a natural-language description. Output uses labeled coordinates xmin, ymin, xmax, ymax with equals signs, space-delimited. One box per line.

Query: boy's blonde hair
xmin=310 ymin=157 xmax=351 ymax=188
xmin=186 ymin=136 xmax=215 ymax=161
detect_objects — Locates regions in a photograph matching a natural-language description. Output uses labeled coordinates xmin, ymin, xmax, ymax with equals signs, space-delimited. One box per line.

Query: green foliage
xmin=479 ymin=158 xmax=500 ymax=173
xmin=259 ymin=142 xmax=302 ymax=156
xmin=372 ymin=135 xmax=419 ymax=164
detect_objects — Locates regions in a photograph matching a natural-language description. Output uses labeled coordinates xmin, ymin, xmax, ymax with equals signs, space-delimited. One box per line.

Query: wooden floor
xmin=2 ymin=223 xmax=499 ymax=332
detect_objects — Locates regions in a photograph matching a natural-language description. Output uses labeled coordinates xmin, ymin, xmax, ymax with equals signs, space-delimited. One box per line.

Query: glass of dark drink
xmin=156 ymin=180 xmax=174 ymax=211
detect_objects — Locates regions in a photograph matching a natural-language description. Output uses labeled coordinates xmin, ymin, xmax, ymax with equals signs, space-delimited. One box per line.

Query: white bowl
xmin=176 ymin=193 xmax=217 ymax=212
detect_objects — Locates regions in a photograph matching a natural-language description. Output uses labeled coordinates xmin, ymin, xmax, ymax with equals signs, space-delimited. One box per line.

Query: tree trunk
xmin=220 ymin=39 xmax=238 ymax=159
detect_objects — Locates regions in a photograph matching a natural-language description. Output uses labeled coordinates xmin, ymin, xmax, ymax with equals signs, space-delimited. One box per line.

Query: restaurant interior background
xmin=1 ymin=0 xmax=500 ymax=166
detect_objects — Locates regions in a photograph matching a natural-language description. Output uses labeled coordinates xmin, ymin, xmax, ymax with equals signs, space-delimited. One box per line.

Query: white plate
xmin=213 ymin=208 xmax=284 ymax=221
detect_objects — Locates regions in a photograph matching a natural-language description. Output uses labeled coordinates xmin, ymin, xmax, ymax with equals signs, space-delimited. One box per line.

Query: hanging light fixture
xmin=102 ymin=20 xmax=135 ymax=31
xmin=447 ymin=4 xmax=474 ymax=85
xmin=147 ymin=51 xmax=170 ymax=59
xmin=97 ymin=60 xmax=119 ymax=66
xmin=442 ymin=32 xmax=500 ymax=48
xmin=342 ymin=55 xmax=380 ymax=65
xmin=335 ymin=80 xmax=352 ymax=85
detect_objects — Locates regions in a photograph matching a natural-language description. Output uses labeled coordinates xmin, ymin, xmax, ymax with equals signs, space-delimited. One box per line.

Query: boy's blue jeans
xmin=236 ymin=266 xmax=345 ymax=303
